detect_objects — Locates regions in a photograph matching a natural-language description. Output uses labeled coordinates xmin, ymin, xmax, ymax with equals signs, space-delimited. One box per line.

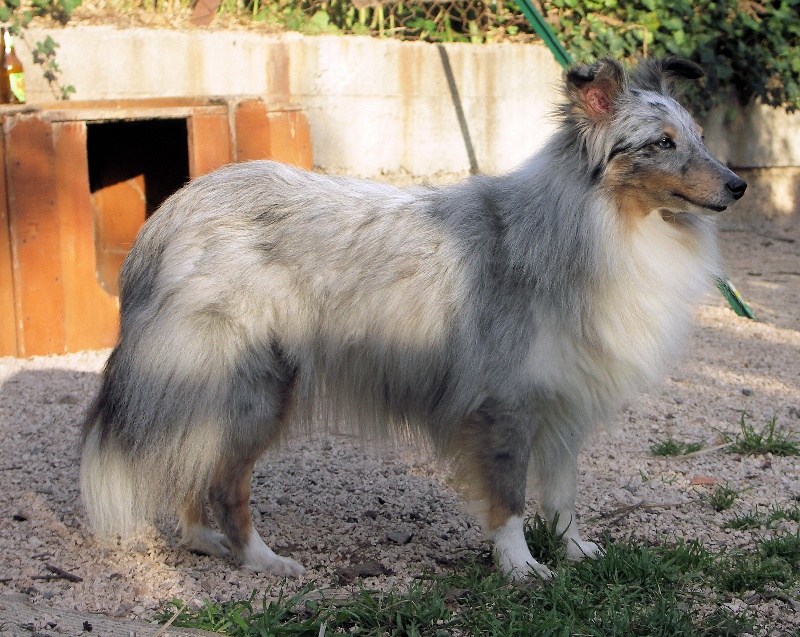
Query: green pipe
xmin=515 ymin=0 xmax=572 ymax=68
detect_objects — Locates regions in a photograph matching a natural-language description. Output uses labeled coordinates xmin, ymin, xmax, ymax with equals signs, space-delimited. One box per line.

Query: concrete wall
xmin=21 ymin=26 xmax=563 ymax=177
xmin=17 ymin=26 xmax=800 ymax=216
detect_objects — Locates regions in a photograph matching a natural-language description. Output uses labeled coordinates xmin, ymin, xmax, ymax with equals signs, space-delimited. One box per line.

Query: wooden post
xmin=54 ymin=121 xmax=120 ymax=350
xmin=5 ymin=114 xmax=67 ymax=356
xmin=0 ymin=126 xmax=16 ymax=356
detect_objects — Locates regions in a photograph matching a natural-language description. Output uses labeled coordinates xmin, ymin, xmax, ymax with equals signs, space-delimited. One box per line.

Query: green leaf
xmin=661 ymin=16 xmax=683 ymax=31
xmin=60 ymin=0 xmax=82 ymax=17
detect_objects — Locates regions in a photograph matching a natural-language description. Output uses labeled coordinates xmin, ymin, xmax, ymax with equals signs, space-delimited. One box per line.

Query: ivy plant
xmin=1 ymin=0 xmax=80 ymax=99
xmin=538 ymin=0 xmax=800 ymax=112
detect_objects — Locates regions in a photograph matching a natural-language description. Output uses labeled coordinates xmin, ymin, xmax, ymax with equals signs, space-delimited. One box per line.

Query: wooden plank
xmin=0 ymin=126 xmax=17 ymax=356
xmin=1 ymin=98 xmax=232 ymax=124
xmin=234 ymin=103 xmax=314 ymax=169
xmin=0 ymin=594 xmax=224 ymax=637
xmin=265 ymin=109 xmax=314 ymax=169
xmin=234 ymin=100 xmax=272 ymax=162
xmin=54 ymin=121 xmax=120 ymax=351
xmin=90 ymin=174 xmax=146 ymax=297
xmin=187 ymin=111 xmax=232 ymax=178
xmin=5 ymin=114 xmax=67 ymax=357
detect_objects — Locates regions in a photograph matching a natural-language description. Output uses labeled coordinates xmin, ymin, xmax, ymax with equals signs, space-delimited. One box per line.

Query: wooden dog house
xmin=0 ymin=97 xmax=313 ymax=357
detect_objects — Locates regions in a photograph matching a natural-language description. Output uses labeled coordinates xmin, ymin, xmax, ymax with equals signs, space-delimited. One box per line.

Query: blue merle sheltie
xmin=81 ymin=57 xmax=746 ymax=580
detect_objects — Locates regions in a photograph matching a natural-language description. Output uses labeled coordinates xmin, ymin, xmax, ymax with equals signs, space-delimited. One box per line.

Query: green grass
xmin=650 ymin=437 xmax=704 ymax=457
xmin=706 ymin=483 xmax=741 ymax=512
xmin=724 ymin=414 xmax=800 ymax=457
xmin=153 ymin=516 xmax=800 ymax=636
xmin=725 ymin=503 xmax=800 ymax=530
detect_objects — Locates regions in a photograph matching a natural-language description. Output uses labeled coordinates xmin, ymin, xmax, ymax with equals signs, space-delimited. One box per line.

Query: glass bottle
xmin=1 ymin=28 xmax=25 ymax=104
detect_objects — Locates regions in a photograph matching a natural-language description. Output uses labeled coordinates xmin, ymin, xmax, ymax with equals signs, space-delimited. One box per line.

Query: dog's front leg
xmin=461 ymin=402 xmax=551 ymax=580
xmin=530 ymin=422 xmax=602 ymax=562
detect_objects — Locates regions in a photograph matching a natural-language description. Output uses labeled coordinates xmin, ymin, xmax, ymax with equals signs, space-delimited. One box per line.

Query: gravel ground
xmin=0 ymin=212 xmax=798 ymax=634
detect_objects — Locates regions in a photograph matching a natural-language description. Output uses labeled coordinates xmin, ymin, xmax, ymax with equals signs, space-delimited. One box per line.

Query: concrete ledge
xmin=22 ymin=27 xmax=563 ymax=176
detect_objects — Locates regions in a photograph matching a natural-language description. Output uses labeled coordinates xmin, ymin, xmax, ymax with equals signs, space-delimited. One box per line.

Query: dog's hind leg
xmin=178 ymin=493 xmax=231 ymax=558
xmin=458 ymin=402 xmax=551 ymax=581
xmin=209 ymin=458 xmax=305 ymax=577
xmin=529 ymin=419 xmax=602 ymax=562
xmin=206 ymin=344 xmax=304 ymax=577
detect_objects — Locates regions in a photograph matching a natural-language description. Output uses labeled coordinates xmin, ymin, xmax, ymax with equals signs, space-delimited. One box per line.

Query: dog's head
xmin=564 ymin=57 xmax=746 ymax=219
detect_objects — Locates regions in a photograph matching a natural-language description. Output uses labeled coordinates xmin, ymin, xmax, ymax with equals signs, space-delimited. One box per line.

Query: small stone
xmin=444 ymin=588 xmax=471 ymax=603
xmin=742 ymin=388 xmax=753 ymax=396
xmin=336 ymin=561 xmax=392 ymax=583
xmin=113 ymin=600 xmax=134 ymax=617
xmin=387 ymin=530 xmax=413 ymax=545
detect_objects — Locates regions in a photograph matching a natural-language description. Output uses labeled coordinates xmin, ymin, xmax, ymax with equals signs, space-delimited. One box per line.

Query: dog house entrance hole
xmin=87 ymin=118 xmax=190 ymax=295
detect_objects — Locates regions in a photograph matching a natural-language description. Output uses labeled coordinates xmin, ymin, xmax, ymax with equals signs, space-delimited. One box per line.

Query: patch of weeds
xmin=707 ymin=483 xmax=741 ymax=512
xmin=713 ymin=550 xmax=795 ymax=596
xmin=660 ymin=472 xmax=679 ymax=485
xmin=707 ymin=530 xmax=800 ymax=596
xmin=725 ymin=508 xmax=767 ymax=530
xmin=650 ymin=437 xmax=704 ymax=456
xmin=700 ymin=605 xmax=756 ymax=637
xmin=725 ymin=503 xmax=800 ymax=530
xmin=772 ymin=503 xmax=800 ymax=523
xmin=725 ymin=413 xmax=800 ymax=456
xmin=758 ymin=528 xmax=800 ymax=562
xmin=523 ymin=513 xmax=565 ymax=565
xmin=153 ymin=529 xmax=800 ymax=636
xmin=155 ymin=585 xmax=329 ymax=635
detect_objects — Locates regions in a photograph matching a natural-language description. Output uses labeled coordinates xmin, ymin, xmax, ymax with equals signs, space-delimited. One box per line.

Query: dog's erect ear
xmin=663 ymin=57 xmax=704 ymax=80
xmin=566 ymin=58 xmax=626 ymax=123
xmin=631 ymin=57 xmax=704 ymax=94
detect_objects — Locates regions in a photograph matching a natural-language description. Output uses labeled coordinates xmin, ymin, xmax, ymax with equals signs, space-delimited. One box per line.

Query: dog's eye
xmin=656 ymin=136 xmax=675 ymax=149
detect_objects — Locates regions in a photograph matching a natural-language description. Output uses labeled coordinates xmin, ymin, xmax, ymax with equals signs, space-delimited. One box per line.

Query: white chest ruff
xmin=523 ymin=209 xmax=717 ymax=423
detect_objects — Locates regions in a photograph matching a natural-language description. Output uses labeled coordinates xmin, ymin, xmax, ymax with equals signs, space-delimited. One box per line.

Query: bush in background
xmin=541 ymin=0 xmax=800 ymax=111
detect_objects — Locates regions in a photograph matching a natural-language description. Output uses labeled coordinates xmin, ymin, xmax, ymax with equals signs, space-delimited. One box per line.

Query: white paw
xmin=566 ymin=538 xmax=603 ymax=561
xmin=240 ymin=532 xmax=306 ymax=578
xmin=502 ymin=557 xmax=553 ymax=582
xmin=492 ymin=515 xmax=553 ymax=581
xmin=242 ymin=552 xmax=306 ymax=577
xmin=179 ymin=526 xmax=231 ymax=558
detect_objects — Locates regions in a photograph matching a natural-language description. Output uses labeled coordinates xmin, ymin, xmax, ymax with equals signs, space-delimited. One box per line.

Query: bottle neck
xmin=4 ymin=30 xmax=12 ymax=55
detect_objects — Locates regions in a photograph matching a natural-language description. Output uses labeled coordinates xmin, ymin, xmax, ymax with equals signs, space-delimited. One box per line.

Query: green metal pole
xmin=515 ymin=0 xmax=572 ymax=67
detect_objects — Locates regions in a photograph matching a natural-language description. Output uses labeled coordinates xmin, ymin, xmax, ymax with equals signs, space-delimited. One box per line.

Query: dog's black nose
xmin=727 ymin=177 xmax=747 ymax=200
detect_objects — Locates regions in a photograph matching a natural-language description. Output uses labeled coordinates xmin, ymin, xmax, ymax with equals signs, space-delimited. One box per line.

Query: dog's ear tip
xmin=566 ymin=66 xmax=596 ymax=88
xmin=664 ymin=57 xmax=705 ymax=80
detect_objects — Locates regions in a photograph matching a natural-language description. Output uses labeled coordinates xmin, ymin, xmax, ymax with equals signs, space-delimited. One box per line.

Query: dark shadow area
xmin=87 ymin=119 xmax=190 ymax=295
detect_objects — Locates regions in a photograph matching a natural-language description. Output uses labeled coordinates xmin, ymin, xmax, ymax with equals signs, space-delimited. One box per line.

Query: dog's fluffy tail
xmin=80 ymin=420 xmax=141 ymax=537
xmin=80 ymin=414 xmax=225 ymax=538
xmin=80 ymin=382 xmax=226 ymax=538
